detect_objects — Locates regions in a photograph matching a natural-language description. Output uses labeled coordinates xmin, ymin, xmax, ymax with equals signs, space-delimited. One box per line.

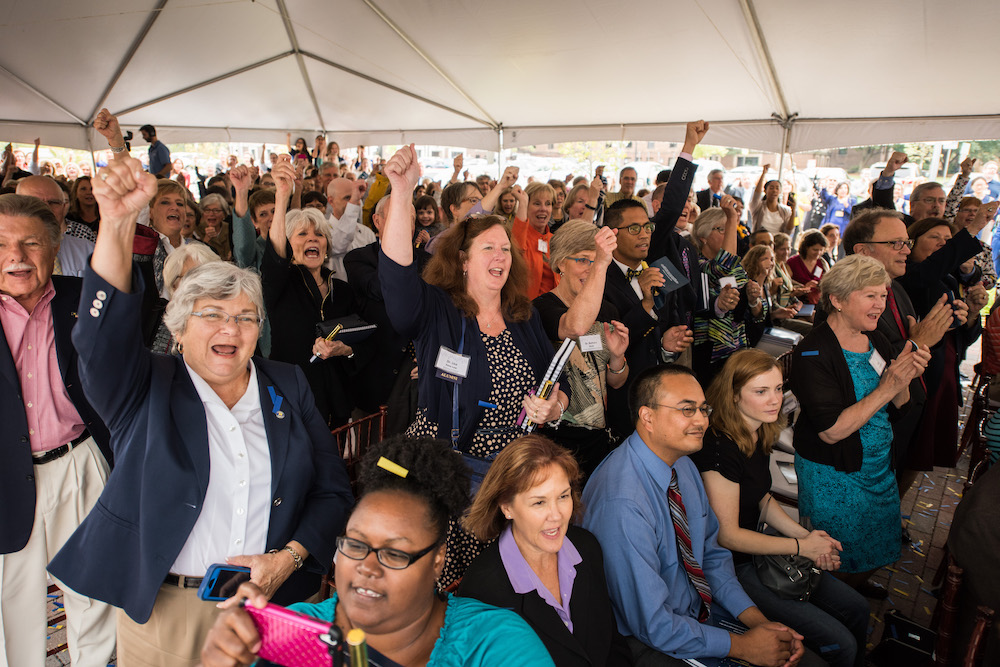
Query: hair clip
xmin=377 ymin=456 xmax=408 ymax=478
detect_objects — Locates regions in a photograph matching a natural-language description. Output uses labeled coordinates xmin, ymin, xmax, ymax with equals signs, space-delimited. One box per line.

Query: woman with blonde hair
xmin=459 ymin=434 xmax=629 ymax=666
xmin=692 ymin=349 xmax=868 ymax=667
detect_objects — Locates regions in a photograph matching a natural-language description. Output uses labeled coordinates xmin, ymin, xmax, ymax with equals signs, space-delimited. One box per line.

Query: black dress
xmin=261 ymin=241 xmax=360 ymax=428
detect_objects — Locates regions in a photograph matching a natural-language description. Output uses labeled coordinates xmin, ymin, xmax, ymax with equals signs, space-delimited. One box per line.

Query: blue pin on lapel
xmin=268 ymin=386 xmax=285 ymax=419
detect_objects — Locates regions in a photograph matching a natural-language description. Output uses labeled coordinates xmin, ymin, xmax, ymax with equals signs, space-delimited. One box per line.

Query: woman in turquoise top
xmin=201 ymin=436 xmax=553 ymax=666
xmin=790 ymin=256 xmax=930 ymax=590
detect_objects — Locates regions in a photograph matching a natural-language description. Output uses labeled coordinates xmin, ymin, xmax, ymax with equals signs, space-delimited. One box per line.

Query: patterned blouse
xmin=694 ymin=249 xmax=750 ymax=363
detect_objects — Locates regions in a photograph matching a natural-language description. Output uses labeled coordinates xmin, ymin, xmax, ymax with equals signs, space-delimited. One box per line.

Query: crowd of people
xmin=1 ymin=111 xmax=998 ymax=667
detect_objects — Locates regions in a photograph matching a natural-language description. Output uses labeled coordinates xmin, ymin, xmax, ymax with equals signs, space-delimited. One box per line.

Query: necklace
xmin=479 ymin=309 xmax=502 ymax=330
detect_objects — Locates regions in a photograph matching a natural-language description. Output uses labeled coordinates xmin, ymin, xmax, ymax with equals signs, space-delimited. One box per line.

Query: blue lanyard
xmin=451 ymin=319 xmax=466 ymax=447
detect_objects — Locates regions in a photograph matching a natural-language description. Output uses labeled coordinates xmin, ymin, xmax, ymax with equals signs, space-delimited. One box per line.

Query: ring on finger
xmin=99 ymin=172 xmax=109 ymax=182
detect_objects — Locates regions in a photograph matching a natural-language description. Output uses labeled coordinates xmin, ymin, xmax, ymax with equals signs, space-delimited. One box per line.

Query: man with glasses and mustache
xmin=584 ymin=365 xmax=808 ymax=667
xmin=0 ymin=194 xmax=115 ymax=666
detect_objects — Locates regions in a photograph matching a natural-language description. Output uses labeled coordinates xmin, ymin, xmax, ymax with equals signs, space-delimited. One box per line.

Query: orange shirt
xmin=512 ymin=217 xmax=559 ymax=299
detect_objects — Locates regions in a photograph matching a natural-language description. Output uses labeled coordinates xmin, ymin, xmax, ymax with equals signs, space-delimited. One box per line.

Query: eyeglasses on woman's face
xmin=189 ymin=308 xmax=262 ymax=328
xmin=336 ymin=536 xmax=438 ymax=570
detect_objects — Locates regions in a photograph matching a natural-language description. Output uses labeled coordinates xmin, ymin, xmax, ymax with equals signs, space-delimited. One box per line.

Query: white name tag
xmin=719 ymin=276 xmax=737 ymax=290
xmin=579 ymin=334 xmax=603 ymax=353
xmin=434 ymin=346 xmax=471 ymax=382
xmin=869 ymin=349 xmax=886 ymax=376
xmin=813 ymin=265 xmax=823 ymax=278
xmin=537 ymin=239 xmax=549 ymax=253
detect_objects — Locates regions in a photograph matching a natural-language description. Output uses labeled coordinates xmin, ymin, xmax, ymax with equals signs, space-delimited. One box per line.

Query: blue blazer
xmin=0 ymin=276 xmax=111 ymax=554
xmin=48 ymin=266 xmax=353 ymax=623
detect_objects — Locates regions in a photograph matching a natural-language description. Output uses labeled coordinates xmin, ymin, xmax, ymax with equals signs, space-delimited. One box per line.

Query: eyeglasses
xmin=190 ymin=308 xmax=262 ymax=328
xmin=565 ymin=256 xmax=595 ymax=266
xmin=866 ymin=239 xmax=914 ymax=251
xmin=461 ymin=195 xmax=482 ymax=205
xmin=40 ymin=199 xmax=64 ymax=208
xmin=711 ymin=226 xmax=727 ymax=234
xmin=202 ymin=207 xmax=225 ymax=215
xmin=616 ymin=222 xmax=656 ymax=235
xmin=651 ymin=403 xmax=713 ymax=418
xmin=336 ymin=536 xmax=439 ymax=569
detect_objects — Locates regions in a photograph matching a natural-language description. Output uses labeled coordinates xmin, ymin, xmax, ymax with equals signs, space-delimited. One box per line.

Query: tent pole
xmin=498 ymin=125 xmax=504 ymax=177
xmin=777 ymin=122 xmax=792 ymax=182
xmin=0 ymin=64 xmax=87 ymax=125
xmin=275 ymin=0 xmax=326 ymax=132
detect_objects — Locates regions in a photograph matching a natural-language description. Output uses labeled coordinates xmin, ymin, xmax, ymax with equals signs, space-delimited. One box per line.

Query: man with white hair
xmin=0 ymin=194 xmax=115 ymax=666
xmin=16 ymin=175 xmax=95 ymax=277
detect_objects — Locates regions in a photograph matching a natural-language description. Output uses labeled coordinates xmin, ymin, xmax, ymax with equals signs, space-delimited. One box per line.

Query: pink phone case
xmin=243 ymin=601 xmax=336 ymax=667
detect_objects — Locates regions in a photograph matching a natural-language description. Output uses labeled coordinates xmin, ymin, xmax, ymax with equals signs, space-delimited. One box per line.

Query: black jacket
xmin=457 ymin=525 xmax=631 ymax=667
xmin=790 ymin=322 xmax=905 ymax=472
xmin=0 ymin=277 xmax=111 ymax=554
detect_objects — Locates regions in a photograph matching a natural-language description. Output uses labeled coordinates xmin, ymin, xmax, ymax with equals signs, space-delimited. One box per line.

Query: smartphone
xmin=242 ymin=599 xmax=341 ymax=665
xmin=197 ymin=563 xmax=251 ymax=602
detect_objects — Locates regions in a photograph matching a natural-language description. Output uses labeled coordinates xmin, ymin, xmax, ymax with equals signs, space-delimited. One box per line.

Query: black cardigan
xmin=790 ymin=322 xmax=905 ymax=472
xmin=457 ymin=525 xmax=631 ymax=667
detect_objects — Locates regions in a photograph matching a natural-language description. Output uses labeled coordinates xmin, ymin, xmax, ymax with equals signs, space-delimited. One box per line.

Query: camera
xmin=122 ymin=130 xmax=133 ymax=151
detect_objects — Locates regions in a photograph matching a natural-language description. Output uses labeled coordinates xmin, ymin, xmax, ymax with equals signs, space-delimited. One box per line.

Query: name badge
xmin=835 ymin=210 xmax=845 ymax=217
xmin=579 ymin=334 xmax=603 ymax=353
xmin=537 ymin=239 xmax=549 ymax=254
xmin=719 ymin=276 xmax=738 ymax=290
xmin=434 ymin=346 xmax=471 ymax=383
xmin=869 ymin=349 xmax=886 ymax=376
xmin=813 ymin=265 xmax=823 ymax=278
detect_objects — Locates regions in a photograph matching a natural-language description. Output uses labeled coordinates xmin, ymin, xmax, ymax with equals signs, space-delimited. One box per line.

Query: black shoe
xmin=858 ymin=580 xmax=889 ymax=600
xmin=901 ymin=526 xmax=912 ymax=546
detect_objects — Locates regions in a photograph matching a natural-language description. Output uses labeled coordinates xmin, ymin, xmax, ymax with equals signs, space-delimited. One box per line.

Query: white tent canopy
xmin=2 ymin=0 xmax=999 ymax=154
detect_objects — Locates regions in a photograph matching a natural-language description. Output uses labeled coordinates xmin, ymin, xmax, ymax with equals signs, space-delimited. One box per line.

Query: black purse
xmin=752 ymin=497 xmax=821 ymax=601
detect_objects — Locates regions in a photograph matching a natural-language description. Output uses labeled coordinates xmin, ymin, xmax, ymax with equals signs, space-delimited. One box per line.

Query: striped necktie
xmin=668 ymin=468 xmax=712 ymax=622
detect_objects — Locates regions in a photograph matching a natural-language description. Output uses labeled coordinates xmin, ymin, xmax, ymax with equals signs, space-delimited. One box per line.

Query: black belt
xmin=31 ymin=431 xmax=91 ymax=465
xmin=164 ymin=573 xmax=204 ymax=588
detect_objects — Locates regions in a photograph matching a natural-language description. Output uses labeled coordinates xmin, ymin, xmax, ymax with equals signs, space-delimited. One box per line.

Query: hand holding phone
xmin=198 ymin=563 xmax=252 ymax=602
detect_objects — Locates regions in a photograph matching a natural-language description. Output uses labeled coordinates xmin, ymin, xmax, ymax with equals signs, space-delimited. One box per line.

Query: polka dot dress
xmin=406 ymin=328 xmax=536 ymax=587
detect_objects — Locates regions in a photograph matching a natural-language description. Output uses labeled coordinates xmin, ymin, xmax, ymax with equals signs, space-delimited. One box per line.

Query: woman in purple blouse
xmin=458 ymin=435 xmax=631 ymax=666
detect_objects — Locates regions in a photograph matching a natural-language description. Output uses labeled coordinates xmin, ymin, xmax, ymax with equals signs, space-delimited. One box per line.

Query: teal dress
xmin=276 ymin=593 xmax=554 ymax=666
xmin=795 ymin=344 xmax=901 ymax=573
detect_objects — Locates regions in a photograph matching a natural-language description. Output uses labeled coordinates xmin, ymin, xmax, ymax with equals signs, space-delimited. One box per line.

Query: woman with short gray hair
xmin=533 ymin=219 xmax=630 ymax=478
xmin=789 ymin=254 xmax=930 ymax=595
xmin=198 ymin=192 xmax=232 ymax=261
xmin=48 ymin=156 xmax=353 ymax=666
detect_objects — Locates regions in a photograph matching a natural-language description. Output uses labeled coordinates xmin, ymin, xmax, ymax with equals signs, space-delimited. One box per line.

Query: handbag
xmin=752 ymin=497 xmax=821 ymax=601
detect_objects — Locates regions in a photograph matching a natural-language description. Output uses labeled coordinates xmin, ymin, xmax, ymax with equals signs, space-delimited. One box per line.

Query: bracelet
xmin=607 ymin=358 xmax=627 ymax=374
xmin=794 ymin=538 xmax=800 ymax=556
xmin=269 ymin=545 xmax=304 ymax=570
xmin=546 ymin=399 xmax=567 ymax=429
xmin=748 ymin=298 xmax=762 ymax=308
xmin=109 ymin=145 xmax=126 ymax=154
xmin=905 ymin=339 xmax=919 ymax=352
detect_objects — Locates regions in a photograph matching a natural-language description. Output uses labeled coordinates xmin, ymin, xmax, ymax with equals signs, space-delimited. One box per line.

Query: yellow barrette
xmin=377 ymin=457 xmax=408 ymax=478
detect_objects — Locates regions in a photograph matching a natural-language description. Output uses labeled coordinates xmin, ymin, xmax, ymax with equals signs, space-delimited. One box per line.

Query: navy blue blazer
xmin=48 ymin=266 xmax=353 ymax=623
xmin=378 ymin=249 xmax=567 ymax=451
xmin=0 ymin=276 xmax=111 ymax=554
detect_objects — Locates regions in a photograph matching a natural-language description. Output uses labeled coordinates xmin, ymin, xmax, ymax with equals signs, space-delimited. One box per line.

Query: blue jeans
xmin=736 ymin=561 xmax=868 ymax=667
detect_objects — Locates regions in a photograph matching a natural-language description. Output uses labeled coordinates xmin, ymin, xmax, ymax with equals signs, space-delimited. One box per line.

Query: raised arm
xmin=480 ymin=166 xmax=519 ymax=214
xmin=720 ymin=194 xmax=739 ymax=255
xmin=93 ymin=108 xmax=130 ymax=162
xmin=381 ymin=144 xmax=422 ymax=266
xmin=268 ymin=159 xmax=295 ymax=259
xmin=90 ymin=156 xmax=158 ymax=292
xmin=450 ymin=153 xmax=463 ymax=185
xmin=559 ymin=227 xmax=617 ymax=338
xmin=945 ymin=157 xmax=976 ymax=222
xmin=753 ymin=164 xmax=770 ymax=201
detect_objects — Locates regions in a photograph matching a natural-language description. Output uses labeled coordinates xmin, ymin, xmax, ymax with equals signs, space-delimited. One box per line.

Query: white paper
xmin=434 ymin=346 xmax=471 ymax=378
xmin=579 ymin=334 xmax=603 ymax=353
xmin=869 ymin=349 xmax=886 ymax=376
xmin=537 ymin=239 xmax=548 ymax=253
xmin=719 ymin=276 xmax=737 ymax=290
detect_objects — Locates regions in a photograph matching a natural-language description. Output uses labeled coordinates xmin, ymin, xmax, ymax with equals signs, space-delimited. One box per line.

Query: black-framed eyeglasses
xmin=190 ymin=308 xmax=262 ymax=328
xmin=651 ymin=403 xmax=713 ymax=418
xmin=866 ymin=239 xmax=914 ymax=251
xmin=565 ymin=256 xmax=595 ymax=266
xmin=616 ymin=222 xmax=655 ymax=235
xmin=336 ymin=536 xmax=439 ymax=569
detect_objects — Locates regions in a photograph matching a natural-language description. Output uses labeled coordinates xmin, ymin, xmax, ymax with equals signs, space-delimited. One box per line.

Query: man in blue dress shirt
xmin=583 ymin=364 xmax=807 ymax=666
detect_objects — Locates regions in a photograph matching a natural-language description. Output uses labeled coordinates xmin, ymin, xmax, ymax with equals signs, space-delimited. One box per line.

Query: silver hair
xmin=199 ymin=193 xmax=231 ymax=217
xmin=163 ymin=262 xmax=265 ymax=337
xmin=162 ymin=242 xmax=221 ymax=299
xmin=0 ymin=193 xmax=60 ymax=246
xmin=819 ymin=254 xmax=889 ymax=313
xmin=284 ymin=208 xmax=334 ymax=254
xmin=374 ymin=194 xmax=390 ymax=218
xmin=692 ymin=207 xmax=726 ymax=246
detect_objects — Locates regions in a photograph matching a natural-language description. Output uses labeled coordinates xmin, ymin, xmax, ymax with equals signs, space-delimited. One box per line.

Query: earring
xmin=176 ymin=341 xmax=184 ymax=354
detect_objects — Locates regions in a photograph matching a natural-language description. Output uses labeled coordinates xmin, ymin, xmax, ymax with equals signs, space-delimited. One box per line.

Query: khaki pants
xmin=116 ymin=584 xmax=223 ymax=667
xmin=0 ymin=437 xmax=115 ymax=667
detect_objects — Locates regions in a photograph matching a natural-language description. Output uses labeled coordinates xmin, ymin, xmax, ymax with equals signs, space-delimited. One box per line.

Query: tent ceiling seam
xmin=737 ymin=0 xmax=790 ymax=121
xmin=300 ymin=50 xmax=495 ymax=129
xmin=0 ymin=63 xmax=87 ymax=126
xmin=111 ymin=51 xmax=295 ymax=117
xmin=275 ymin=0 xmax=326 ymax=132
xmin=87 ymin=0 xmax=169 ymax=124
xmin=360 ymin=0 xmax=498 ymax=129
